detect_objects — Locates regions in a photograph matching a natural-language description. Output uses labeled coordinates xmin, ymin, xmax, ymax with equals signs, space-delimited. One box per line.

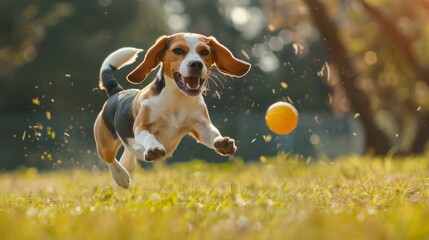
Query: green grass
xmin=1 ymin=155 xmax=429 ymax=240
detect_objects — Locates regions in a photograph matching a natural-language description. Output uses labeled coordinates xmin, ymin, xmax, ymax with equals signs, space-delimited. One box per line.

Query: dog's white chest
xmin=170 ymin=110 xmax=189 ymax=129
xmin=144 ymin=92 xmax=201 ymax=128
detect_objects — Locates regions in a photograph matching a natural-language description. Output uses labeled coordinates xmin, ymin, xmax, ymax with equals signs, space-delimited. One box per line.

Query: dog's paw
xmin=107 ymin=161 xmax=131 ymax=189
xmin=214 ymin=136 xmax=237 ymax=155
xmin=113 ymin=172 xmax=131 ymax=189
xmin=144 ymin=146 xmax=166 ymax=161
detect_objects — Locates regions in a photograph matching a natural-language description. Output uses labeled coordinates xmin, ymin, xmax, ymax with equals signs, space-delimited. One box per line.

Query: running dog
xmin=94 ymin=33 xmax=251 ymax=188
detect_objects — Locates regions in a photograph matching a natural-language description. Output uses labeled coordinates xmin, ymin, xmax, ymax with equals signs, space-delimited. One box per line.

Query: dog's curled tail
xmin=99 ymin=47 xmax=143 ymax=97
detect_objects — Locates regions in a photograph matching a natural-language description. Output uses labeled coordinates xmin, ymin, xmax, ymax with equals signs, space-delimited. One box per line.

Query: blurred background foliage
xmin=1 ymin=0 xmax=429 ymax=170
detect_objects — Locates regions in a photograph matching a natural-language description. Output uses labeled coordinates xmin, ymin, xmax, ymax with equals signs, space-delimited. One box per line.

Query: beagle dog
xmin=94 ymin=33 xmax=251 ymax=188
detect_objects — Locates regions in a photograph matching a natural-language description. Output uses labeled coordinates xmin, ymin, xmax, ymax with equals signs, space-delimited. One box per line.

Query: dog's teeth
xmin=186 ymin=83 xmax=191 ymax=88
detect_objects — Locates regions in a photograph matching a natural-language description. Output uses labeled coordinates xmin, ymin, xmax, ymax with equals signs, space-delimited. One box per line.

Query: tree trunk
xmin=302 ymin=0 xmax=392 ymax=154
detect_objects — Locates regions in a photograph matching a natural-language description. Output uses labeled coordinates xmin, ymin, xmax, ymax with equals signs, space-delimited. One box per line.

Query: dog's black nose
xmin=188 ymin=60 xmax=203 ymax=71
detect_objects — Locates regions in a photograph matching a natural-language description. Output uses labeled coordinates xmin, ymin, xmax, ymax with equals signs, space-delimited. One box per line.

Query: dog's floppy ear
xmin=127 ymin=35 xmax=169 ymax=84
xmin=208 ymin=36 xmax=251 ymax=78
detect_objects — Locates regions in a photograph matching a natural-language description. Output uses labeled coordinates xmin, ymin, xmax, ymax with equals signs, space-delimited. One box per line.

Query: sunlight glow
xmin=259 ymin=52 xmax=279 ymax=73
xmin=364 ymin=51 xmax=377 ymax=65
xmin=231 ymin=7 xmax=249 ymax=25
xmin=98 ymin=0 xmax=112 ymax=7
xmin=167 ymin=14 xmax=189 ymax=31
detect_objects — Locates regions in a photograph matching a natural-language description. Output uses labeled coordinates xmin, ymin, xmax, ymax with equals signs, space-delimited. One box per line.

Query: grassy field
xmin=1 ymin=155 xmax=429 ymax=240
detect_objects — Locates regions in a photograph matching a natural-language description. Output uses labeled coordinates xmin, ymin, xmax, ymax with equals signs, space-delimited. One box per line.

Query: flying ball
xmin=265 ymin=101 xmax=298 ymax=135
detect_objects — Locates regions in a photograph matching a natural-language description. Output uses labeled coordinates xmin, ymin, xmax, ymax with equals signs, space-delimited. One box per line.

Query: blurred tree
xmin=357 ymin=0 xmax=429 ymax=154
xmin=302 ymin=0 xmax=391 ymax=154
xmin=339 ymin=0 xmax=429 ymax=154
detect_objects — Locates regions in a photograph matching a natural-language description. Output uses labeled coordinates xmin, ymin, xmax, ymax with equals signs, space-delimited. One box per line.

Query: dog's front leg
xmin=133 ymin=130 xmax=166 ymax=161
xmin=192 ymin=121 xmax=237 ymax=155
xmin=133 ymin=105 xmax=167 ymax=161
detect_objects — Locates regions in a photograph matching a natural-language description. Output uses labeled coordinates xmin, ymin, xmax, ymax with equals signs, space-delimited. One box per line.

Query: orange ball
xmin=265 ymin=102 xmax=298 ymax=135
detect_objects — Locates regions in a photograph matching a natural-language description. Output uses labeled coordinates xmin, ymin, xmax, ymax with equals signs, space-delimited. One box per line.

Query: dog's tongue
xmin=183 ymin=76 xmax=200 ymax=88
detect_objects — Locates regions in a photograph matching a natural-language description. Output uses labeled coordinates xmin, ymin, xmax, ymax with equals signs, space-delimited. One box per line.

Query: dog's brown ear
xmin=127 ymin=36 xmax=169 ymax=84
xmin=208 ymin=37 xmax=251 ymax=78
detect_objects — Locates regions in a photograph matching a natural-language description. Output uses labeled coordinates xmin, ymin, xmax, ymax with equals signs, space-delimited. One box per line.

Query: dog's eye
xmin=200 ymin=49 xmax=210 ymax=56
xmin=172 ymin=48 xmax=184 ymax=55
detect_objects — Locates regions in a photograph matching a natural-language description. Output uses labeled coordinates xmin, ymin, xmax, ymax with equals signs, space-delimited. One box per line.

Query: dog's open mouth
xmin=173 ymin=72 xmax=205 ymax=96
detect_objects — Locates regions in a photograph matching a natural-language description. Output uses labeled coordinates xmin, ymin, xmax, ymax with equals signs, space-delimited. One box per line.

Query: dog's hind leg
xmin=94 ymin=114 xmax=131 ymax=188
xmin=107 ymin=159 xmax=131 ymax=189
xmin=119 ymin=149 xmax=137 ymax=173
